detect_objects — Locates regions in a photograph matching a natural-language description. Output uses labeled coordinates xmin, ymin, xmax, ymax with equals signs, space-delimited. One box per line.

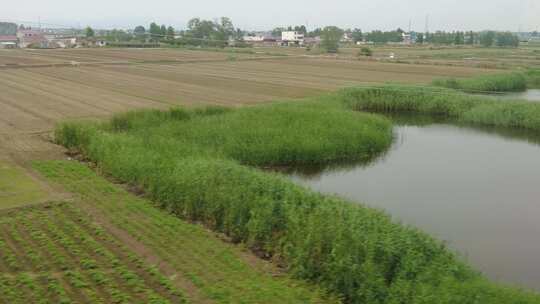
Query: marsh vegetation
xmin=55 ymin=88 xmax=540 ymax=303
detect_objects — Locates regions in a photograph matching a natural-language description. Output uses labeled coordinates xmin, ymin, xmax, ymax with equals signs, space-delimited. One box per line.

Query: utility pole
xmin=424 ymin=14 xmax=429 ymax=34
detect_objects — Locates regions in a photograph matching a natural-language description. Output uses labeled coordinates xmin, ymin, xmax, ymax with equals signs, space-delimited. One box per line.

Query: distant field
xmin=252 ymin=45 xmax=540 ymax=69
xmin=362 ymin=45 xmax=540 ymax=69
xmin=0 ymin=48 xmax=261 ymax=66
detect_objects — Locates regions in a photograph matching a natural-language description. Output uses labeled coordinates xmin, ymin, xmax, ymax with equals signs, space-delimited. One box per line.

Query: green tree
xmin=166 ymin=26 xmax=175 ymax=40
xmin=352 ymin=28 xmax=363 ymax=43
xmin=0 ymin=22 xmax=17 ymax=35
xmin=106 ymin=29 xmax=132 ymax=42
xmin=454 ymin=31 xmax=465 ymax=45
xmin=416 ymin=33 xmax=424 ymax=44
xmin=134 ymin=26 xmax=146 ymax=41
xmin=321 ymin=26 xmax=344 ymax=53
xmin=358 ymin=47 xmax=373 ymax=57
xmin=366 ymin=30 xmax=403 ymax=43
xmin=234 ymin=28 xmax=244 ymax=40
xmin=424 ymin=32 xmax=432 ymax=43
xmin=187 ymin=18 xmax=214 ymax=39
xmin=496 ymin=32 xmax=519 ymax=47
xmin=480 ymin=31 xmax=496 ymax=47
xmin=212 ymin=17 xmax=235 ymax=47
xmin=160 ymin=25 xmax=167 ymax=37
xmin=149 ymin=22 xmax=162 ymax=41
xmin=85 ymin=26 xmax=95 ymax=38
xmin=294 ymin=25 xmax=307 ymax=35
xmin=272 ymin=27 xmax=286 ymax=37
xmin=306 ymin=28 xmax=322 ymax=38
xmin=185 ymin=17 xmax=235 ymax=47
xmin=467 ymin=31 xmax=475 ymax=45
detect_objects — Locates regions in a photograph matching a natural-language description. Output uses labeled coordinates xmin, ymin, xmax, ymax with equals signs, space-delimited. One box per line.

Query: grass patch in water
xmin=342 ymin=85 xmax=540 ymax=131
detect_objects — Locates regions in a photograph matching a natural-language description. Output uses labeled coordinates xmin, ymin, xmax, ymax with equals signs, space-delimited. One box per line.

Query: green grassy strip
xmin=525 ymin=69 xmax=540 ymax=88
xmin=432 ymin=72 xmax=528 ymax=92
xmin=52 ymin=94 xmax=540 ymax=303
xmin=341 ymin=85 xmax=540 ymax=131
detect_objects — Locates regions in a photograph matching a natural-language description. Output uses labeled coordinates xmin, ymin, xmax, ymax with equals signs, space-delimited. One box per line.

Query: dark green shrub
xmin=358 ymin=47 xmax=373 ymax=57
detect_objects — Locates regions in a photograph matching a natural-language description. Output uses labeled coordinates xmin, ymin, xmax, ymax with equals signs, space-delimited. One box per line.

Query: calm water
xmin=482 ymin=89 xmax=540 ymax=102
xmin=288 ymin=119 xmax=540 ymax=290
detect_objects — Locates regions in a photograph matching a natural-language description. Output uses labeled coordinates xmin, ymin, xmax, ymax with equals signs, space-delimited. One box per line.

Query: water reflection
xmin=473 ymin=89 xmax=540 ymax=102
xmin=285 ymin=114 xmax=540 ymax=179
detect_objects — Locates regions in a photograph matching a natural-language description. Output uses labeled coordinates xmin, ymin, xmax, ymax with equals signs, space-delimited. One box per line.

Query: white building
xmin=401 ymin=33 xmax=412 ymax=45
xmin=243 ymin=34 xmax=265 ymax=42
xmin=281 ymin=31 xmax=304 ymax=45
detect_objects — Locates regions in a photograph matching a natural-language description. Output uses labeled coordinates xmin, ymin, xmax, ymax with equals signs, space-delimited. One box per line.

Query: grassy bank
xmin=54 ymin=95 xmax=540 ymax=303
xmin=342 ymin=85 xmax=540 ymax=131
xmin=432 ymin=72 xmax=528 ymax=92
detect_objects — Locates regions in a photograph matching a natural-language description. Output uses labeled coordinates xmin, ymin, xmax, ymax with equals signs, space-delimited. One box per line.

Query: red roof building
xmin=0 ymin=35 xmax=18 ymax=48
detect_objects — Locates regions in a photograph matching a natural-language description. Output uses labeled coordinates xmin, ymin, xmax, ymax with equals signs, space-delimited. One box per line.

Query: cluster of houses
xmin=241 ymin=30 xmax=418 ymax=47
xmin=0 ymin=28 xmax=107 ymax=49
xmin=242 ymin=31 xmax=317 ymax=47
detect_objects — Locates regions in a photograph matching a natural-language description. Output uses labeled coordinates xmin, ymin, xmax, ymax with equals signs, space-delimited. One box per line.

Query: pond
xmin=287 ymin=116 xmax=540 ymax=290
xmin=479 ymin=89 xmax=540 ymax=102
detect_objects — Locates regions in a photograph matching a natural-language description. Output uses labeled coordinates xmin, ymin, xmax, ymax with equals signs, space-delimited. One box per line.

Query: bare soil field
xmin=0 ymin=48 xmax=262 ymax=66
xmin=0 ymin=49 xmax=492 ymax=131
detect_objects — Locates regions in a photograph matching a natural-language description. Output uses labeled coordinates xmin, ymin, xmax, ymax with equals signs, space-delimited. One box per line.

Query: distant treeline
xmin=98 ymin=18 xmax=244 ymax=48
xmin=421 ymin=31 xmax=519 ymax=47
xmin=0 ymin=22 xmax=17 ymax=35
xmin=88 ymin=18 xmax=522 ymax=48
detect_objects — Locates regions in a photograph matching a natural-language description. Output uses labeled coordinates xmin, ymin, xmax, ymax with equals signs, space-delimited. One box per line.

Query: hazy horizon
xmin=2 ymin=0 xmax=539 ymax=32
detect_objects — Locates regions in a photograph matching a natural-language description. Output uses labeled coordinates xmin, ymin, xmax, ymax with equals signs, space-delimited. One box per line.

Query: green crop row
xmin=0 ymin=203 xmax=186 ymax=303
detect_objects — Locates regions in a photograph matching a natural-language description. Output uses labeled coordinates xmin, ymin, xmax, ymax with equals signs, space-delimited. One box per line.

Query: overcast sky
xmin=3 ymin=0 xmax=539 ymax=32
